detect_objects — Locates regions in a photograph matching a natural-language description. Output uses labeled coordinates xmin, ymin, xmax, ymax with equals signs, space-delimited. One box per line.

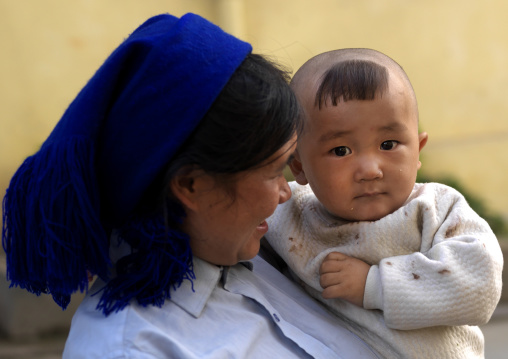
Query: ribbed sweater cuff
xmin=363 ymin=265 xmax=384 ymax=310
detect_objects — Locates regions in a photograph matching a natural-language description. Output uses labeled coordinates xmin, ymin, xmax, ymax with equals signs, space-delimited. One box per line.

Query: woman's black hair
xmin=105 ymin=54 xmax=301 ymax=315
xmin=168 ymin=53 xmax=302 ymax=179
xmin=135 ymin=53 xmax=301 ymax=218
xmin=315 ymin=59 xmax=388 ymax=109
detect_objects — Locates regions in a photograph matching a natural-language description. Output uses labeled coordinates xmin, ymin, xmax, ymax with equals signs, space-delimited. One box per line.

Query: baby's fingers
xmin=320 ymin=271 xmax=344 ymax=288
xmin=320 ymin=252 xmax=349 ymax=274
xmin=320 ymin=259 xmax=344 ymax=275
xmin=323 ymin=251 xmax=349 ymax=262
xmin=322 ymin=284 xmax=346 ymax=299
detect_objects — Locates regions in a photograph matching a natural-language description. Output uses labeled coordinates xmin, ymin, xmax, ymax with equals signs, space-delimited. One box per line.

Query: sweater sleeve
xmin=363 ymin=265 xmax=384 ymax=310
xmin=369 ymin=184 xmax=503 ymax=330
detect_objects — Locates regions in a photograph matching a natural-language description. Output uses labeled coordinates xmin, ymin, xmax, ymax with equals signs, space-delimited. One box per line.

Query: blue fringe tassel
xmin=2 ymin=137 xmax=194 ymax=315
xmin=96 ymin=207 xmax=194 ymax=316
xmin=2 ymin=137 xmax=111 ymax=309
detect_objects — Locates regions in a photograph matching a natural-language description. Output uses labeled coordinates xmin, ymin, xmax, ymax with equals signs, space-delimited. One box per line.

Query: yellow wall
xmin=0 ymin=0 xmax=213 ymax=187
xmin=1 ymin=0 xmax=507 ymax=221
xmin=243 ymin=0 xmax=508 ymax=222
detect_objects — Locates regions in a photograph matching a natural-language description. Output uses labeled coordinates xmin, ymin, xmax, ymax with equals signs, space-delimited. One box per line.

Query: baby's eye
xmin=380 ymin=140 xmax=398 ymax=151
xmin=333 ymin=146 xmax=352 ymax=157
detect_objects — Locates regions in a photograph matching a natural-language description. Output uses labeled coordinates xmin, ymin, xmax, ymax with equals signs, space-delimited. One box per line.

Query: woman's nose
xmin=279 ymin=178 xmax=292 ymax=204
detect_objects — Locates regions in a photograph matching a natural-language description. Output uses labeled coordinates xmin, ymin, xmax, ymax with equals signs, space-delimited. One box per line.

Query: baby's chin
xmin=333 ymin=208 xmax=394 ymax=223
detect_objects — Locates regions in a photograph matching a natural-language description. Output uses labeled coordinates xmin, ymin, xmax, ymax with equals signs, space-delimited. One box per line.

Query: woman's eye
xmin=333 ymin=146 xmax=351 ymax=157
xmin=380 ymin=140 xmax=398 ymax=151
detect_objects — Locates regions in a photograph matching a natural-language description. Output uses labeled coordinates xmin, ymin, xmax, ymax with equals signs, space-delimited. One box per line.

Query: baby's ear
xmin=418 ymin=132 xmax=428 ymax=152
xmin=289 ymin=152 xmax=308 ymax=185
xmin=417 ymin=132 xmax=429 ymax=170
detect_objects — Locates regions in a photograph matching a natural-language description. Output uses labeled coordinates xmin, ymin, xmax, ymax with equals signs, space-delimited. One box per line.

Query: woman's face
xmin=186 ymin=135 xmax=297 ymax=266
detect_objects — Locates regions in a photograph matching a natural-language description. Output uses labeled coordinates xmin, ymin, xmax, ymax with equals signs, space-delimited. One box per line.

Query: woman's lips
xmin=257 ymin=220 xmax=269 ymax=235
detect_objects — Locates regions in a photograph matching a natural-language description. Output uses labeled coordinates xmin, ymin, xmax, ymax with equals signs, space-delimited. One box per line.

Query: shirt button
xmin=273 ymin=313 xmax=280 ymax=322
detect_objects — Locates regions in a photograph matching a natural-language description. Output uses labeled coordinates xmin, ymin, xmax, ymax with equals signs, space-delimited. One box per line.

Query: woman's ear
xmin=170 ymin=168 xmax=201 ymax=212
xmin=289 ymin=151 xmax=308 ymax=185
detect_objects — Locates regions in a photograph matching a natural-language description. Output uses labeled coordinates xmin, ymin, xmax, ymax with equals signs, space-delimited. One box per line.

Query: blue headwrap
xmin=2 ymin=13 xmax=252 ymax=314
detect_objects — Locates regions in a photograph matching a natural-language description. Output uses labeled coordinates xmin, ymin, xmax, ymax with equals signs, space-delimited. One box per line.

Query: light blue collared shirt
xmin=63 ymin=256 xmax=378 ymax=358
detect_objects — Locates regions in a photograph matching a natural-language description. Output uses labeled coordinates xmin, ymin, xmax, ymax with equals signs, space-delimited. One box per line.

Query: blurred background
xmin=0 ymin=0 xmax=507 ymax=357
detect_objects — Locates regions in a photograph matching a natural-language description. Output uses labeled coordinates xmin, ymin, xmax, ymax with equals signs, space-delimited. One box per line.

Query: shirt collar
xmin=170 ymin=258 xmax=254 ymax=318
xmin=169 ymin=257 xmax=221 ymax=318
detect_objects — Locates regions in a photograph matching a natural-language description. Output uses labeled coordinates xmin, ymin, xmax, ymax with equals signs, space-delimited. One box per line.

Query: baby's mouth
xmin=356 ymin=191 xmax=382 ymax=198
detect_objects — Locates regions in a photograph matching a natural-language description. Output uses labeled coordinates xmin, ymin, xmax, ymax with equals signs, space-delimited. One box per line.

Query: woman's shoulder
xmin=62 ymin=293 xmax=129 ymax=358
xmin=62 ymin=283 xmax=189 ymax=358
xmin=63 ymin=259 xmax=225 ymax=358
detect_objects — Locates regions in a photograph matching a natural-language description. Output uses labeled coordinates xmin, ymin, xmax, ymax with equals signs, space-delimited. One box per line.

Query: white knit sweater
xmin=266 ymin=182 xmax=503 ymax=359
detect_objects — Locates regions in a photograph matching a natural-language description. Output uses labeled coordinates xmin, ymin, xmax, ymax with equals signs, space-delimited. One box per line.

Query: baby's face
xmin=296 ymin=78 xmax=426 ymax=221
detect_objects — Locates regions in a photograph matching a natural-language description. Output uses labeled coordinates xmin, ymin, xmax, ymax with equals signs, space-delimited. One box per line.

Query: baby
xmin=265 ymin=48 xmax=503 ymax=358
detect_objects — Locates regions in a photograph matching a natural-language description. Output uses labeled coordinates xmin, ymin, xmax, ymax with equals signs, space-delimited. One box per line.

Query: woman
xmin=2 ymin=13 xmax=377 ymax=358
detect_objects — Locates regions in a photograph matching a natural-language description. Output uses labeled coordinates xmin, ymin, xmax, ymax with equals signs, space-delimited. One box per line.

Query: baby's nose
xmin=354 ymin=158 xmax=383 ymax=182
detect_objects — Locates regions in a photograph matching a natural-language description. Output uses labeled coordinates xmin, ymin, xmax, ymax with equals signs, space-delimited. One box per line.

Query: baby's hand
xmin=319 ymin=252 xmax=370 ymax=308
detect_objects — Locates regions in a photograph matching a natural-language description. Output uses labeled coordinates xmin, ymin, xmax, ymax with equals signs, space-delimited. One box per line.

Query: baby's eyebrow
xmin=378 ymin=122 xmax=408 ymax=133
xmin=319 ymin=130 xmax=351 ymax=143
xmin=318 ymin=121 xmax=408 ymax=143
